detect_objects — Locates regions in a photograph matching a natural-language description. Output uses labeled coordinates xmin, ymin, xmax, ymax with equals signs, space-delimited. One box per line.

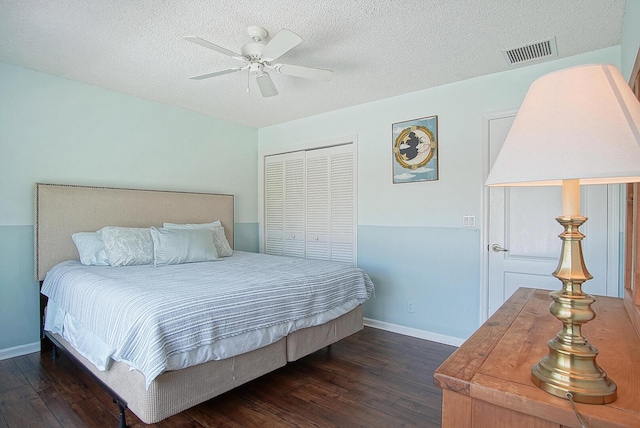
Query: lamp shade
xmin=485 ymin=64 xmax=640 ymax=187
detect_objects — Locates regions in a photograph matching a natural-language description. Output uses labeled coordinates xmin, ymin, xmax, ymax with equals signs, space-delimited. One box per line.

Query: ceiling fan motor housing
xmin=241 ymin=42 xmax=266 ymax=61
xmin=246 ymin=26 xmax=268 ymax=42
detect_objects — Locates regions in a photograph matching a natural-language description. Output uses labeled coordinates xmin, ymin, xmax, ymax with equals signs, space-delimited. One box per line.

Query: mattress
xmin=41 ymin=251 xmax=374 ymax=388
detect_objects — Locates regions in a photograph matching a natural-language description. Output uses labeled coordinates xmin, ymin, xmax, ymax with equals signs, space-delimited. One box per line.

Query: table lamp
xmin=485 ymin=64 xmax=640 ymax=404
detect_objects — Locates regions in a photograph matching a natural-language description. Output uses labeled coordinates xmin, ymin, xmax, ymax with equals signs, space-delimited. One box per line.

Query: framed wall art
xmin=392 ymin=115 xmax=438 ymax=184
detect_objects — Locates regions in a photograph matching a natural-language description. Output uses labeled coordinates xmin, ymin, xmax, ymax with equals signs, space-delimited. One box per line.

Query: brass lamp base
xmin=531 ymin=216 xmax=617 ymax=404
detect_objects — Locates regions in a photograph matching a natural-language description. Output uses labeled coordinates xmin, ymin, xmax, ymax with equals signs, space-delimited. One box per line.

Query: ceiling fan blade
xmin=256 ymin=72 xmax=278 ymax=97
xmin=275 ymin=64 xmax=333 ymax=82
xmin=183 ymin=36 xmax=244 ymax=60
xmin=189 ymin=67 xmax=244 ymax=80
xmin=261 ymin=29 xmax=302 ymax=61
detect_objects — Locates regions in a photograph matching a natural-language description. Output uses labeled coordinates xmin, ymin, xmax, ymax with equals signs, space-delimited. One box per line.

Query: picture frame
xmin=392 ymin=115 xmax=438 ymax=184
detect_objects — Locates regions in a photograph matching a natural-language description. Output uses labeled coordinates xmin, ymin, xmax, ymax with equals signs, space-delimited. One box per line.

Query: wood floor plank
xmin=15 ymin=353 xmax=88 ymax=427
xmin=0 ymin=327 xmax=456 ymax=427
xmin=289 ymin=384 xmax=379 ymax=427
xmin=241 ymin=390 xmax=327 ymax=427
xmin=300 ymin=346 xmax=443 ymax=406
xmin=0 ymin=385 xmax=62 ymax=427
xmin=392 ymin=395 xmax=442 ymax=426
xmin=0 ymin=360 xmax=26 ymax=394
xmin=12 ymin=355 xmax=48 ymax=392
xmin=240 ymin=372 xmax=336 ymax=427
xmin=37 ymin=383 xmax=89 ymax=428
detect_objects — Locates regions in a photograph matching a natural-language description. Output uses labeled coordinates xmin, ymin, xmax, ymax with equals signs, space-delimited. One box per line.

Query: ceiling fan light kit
xmin=184 ymin=26 xmax=333 ymax=98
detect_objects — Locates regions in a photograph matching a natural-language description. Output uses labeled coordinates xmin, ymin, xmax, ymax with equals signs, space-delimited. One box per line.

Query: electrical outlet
xmin=407 ymin=300 xmax=415 ymax=313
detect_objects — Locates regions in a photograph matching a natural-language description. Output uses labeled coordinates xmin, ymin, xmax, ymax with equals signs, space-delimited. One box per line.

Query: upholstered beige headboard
xmin=35 ymin=183 xmax=234 ymax=281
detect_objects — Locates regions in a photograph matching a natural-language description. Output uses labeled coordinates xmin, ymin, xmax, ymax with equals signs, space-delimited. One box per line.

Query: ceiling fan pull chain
xmin=246 ymin=69 xmax=250 ymax=93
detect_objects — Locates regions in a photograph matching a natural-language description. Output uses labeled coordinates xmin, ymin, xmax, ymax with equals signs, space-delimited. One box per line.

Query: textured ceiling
xmin=0 ymin=0 xmax=626 ymax=128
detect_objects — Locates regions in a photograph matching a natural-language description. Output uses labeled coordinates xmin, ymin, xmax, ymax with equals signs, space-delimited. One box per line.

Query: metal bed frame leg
xmin=114 ymin=398 xmax=128 ymax=428
xmin=51 ymin=344 xmax=58 ymax=360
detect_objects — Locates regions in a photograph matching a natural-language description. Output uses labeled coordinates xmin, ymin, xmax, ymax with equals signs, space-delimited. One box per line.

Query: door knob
xmin=491 ymin=244 xmax=508 ymax=252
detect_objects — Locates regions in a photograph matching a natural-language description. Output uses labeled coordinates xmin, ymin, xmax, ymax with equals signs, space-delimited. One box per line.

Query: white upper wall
xmin=0 ymin=62 xmax=259 ymax=226
xmin=258 ymin=47 xmax=622 ymax=229
xmin=622 ymin=0 xmax=640 ymax=80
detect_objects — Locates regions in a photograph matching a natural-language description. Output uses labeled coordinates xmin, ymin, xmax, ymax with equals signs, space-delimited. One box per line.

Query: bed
xmin=35 ymin=183 xmax=373 ymax=426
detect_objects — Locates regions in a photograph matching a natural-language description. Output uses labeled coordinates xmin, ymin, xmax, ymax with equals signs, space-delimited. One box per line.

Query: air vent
xmin=502 ymin=37 xmax=557 ymax=65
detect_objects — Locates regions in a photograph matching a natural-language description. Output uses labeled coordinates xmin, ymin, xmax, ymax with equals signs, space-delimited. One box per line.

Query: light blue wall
xmin=0 ymin=226 xmax=40 ymax=350
xmin=0 ymin=62 xmax=259 ymax=352
xmin=359 ymin=226 xmax=479 ymax=339
xmin=259 ymin=46 xmax=622 ymax=341
xmin=621 ymin=0 xmax=640 ymax=80
xmin=234 ymin=223 xmax=259 ymax=253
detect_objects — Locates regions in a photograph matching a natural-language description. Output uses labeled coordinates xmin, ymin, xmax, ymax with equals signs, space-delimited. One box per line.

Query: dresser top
xmin=435 ymin=288 xmax=640 ymax=427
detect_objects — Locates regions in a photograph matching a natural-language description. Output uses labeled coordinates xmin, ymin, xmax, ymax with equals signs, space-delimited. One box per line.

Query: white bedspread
xmin=41 ymin=251 xmax=373 ymax=388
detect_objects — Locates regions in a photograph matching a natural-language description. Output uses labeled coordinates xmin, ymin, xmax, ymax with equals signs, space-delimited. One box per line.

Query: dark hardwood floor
xmin=0 ymin=327 xmax=456 ymax=427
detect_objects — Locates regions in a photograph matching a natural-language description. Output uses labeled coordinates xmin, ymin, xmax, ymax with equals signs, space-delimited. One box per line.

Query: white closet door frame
xmin=258 ymin=135 xmax=358 ymax=259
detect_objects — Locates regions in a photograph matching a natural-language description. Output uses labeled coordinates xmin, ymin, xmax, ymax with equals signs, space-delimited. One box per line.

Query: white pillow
xmin=71 ymin=232 xmax=109 ymax=266
xmin=98 ymin=226 xmax=154 ymax=266
xmin=163 ymin=221 xmax=233 ymax=257
xmin=211 ymin=226 xmax=233 ymax=257
xmin=150 ymin=227 xmax=219 ymax=266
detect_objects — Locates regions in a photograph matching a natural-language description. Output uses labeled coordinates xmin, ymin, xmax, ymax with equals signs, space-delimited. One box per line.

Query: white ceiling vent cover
xmin=502 ymin=37 xmax=558 ymax=65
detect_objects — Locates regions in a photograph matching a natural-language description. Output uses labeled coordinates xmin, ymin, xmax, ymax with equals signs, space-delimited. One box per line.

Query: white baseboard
xmin=0 ymin=341 xmax=40 ymax=360
xmin=363 ymin=318 xmax=465 ymax=347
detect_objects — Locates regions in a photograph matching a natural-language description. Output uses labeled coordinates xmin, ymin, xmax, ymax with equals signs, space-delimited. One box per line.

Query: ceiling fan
xmin=184 ymin=26 xmax=333 ymax=97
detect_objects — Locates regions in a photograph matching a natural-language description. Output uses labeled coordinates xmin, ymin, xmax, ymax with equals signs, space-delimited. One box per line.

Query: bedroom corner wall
xmin=258 ymin=46 xmax=621 ymax=342
xmin=0 ymin=62 xmax=259 ymax=357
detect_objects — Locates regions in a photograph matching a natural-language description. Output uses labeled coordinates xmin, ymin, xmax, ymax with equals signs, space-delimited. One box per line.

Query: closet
xmin=264 ymin=144 xmax=356 ymax=265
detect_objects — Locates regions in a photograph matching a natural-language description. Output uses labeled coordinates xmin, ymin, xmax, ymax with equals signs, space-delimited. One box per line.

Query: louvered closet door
xmin=264 ymin=152 xmax=306 ymax=257
xmin=306 ymin=145 xmax=356 ymax=264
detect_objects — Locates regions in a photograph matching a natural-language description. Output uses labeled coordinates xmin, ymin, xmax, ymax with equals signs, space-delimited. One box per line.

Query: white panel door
xmin=306 ymin=150 xmax=330 ymax=260
xmin=487 ymin=114 xmax=613 ymax=317
xmin=264 ymin=151 xmax=306 ymax=257
xmin=264 ymin=157 xmax=285 ymax=255
xmin=329 ymin=146 xmax=356 ymax=264
xmin=305 ymin=144 xmax=356 ymax=264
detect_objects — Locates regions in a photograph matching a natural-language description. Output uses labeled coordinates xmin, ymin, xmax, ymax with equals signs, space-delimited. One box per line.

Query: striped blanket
xmin=41 ymin=251 xmax=373 ymax=388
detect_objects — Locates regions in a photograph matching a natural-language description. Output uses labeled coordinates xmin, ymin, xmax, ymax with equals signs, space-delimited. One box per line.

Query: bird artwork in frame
xmin=392 ymin=115 xmax=438 ymax=183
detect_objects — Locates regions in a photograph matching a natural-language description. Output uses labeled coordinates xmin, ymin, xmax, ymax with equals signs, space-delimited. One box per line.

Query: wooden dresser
xmin=434 ymin=288 xmax=640 ymax=427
